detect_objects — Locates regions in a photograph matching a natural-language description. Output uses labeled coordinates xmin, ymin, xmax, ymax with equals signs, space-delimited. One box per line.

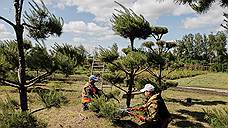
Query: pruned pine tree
xmin=99 ymin=44 xmax=149 ymax=107
xmin=111 ymin=1 xmax=151 ymax=51
xmin=0 ymin=0 xmax=63 ymax=111
xmin=142 ymin=26 xmax=178 ymax=93
xmin=110 ymin=2 xmax=151 ymax=107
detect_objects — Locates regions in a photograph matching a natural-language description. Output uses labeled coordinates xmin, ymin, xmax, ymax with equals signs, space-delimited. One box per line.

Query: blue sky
xmin=0 ymin=0 xmax=227 ymax=53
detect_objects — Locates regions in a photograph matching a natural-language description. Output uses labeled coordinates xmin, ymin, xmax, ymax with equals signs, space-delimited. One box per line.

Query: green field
xmin=1 ymin=73 xmax=228 ymax=128
xmin=174 ymin=72 xmax=228 ymax=90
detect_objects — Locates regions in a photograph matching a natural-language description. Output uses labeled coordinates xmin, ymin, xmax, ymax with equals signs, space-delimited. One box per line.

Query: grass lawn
xmin=1 ymin=74 xmax=228 ymax=128
xmin=174 ymin=72 xmax=228 ymax=90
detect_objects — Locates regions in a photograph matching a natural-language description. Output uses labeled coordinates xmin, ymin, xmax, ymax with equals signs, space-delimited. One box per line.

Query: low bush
xmin=89 ymin=96 xmax=121 ymax=120
xmin=32 ymin=87 xmax=68 ymax=108
xmin=0 ymin=96 xmax=47 ymax=128
xmin=0 ymin=111 xmax=47 ymax=128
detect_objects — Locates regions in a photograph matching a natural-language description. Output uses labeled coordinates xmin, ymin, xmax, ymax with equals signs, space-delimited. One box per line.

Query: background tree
xmin=52 ymin=43 xmax=87 ymax=76
xmin=109 ymin=2 xmax=151 ymax=107
xmin=0 ymin=0 xmax=63 ymax=111
xmin=174 ymin=32 xmax=227 ymax=71
xmin=0 ymin=40 xmax=32 ymax=81
xmin=26 ymin=43 xmax=54 ymax=76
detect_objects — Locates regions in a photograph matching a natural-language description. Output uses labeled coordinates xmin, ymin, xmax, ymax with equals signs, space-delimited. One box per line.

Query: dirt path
xmin=170 ymin=86 xmax=228 ymax=96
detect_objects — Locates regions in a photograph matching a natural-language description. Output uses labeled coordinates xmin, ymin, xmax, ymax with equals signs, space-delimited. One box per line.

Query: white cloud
xmin=131 ymin=0 xmax=193 ymax=21
xmin=58 ymin=0 xmax=135 ymax=22
xmin=63 ymin=21 xmax=113 ymax=37
xmin=73 ymin=37 xmax=86 ymax=42
xmin=183 ymin=2 xmax=226 ymax=29
xmin=0 ymin=24 xmax=5 ymax=32
xmin=0 ymin=23 xmax=14 ymax=40
xmin=34 ymin=0 xmax=54 ymax=4
xmin=57 ymin=0 xmax=193 ymax=23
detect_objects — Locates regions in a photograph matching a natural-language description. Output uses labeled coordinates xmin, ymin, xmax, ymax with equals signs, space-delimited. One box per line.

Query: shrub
xmin=33 ymin=87 xmax=68 ymax=108
xmin=204 ymin=108 xmax=228 ymax=128
xmin=0 ymin=96 xmax=47 ymax=128
xmin=89 ymin=96 xmax=121 ymax=120
xmin=0 ymin=111 xmax=47 ymax=128
xmin=209 ymin=63 xmax=227 ymax=72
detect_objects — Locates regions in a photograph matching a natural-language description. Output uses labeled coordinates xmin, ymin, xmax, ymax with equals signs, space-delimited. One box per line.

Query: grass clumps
xmin=0 ymin=96 xmax=47 ymax=128
xmin=204 ymin=108 xmax=228 ymax=128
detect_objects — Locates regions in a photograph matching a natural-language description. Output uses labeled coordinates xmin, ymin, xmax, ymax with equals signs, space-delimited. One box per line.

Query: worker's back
xmin=143 ymin=93 xmax=171 ymax=128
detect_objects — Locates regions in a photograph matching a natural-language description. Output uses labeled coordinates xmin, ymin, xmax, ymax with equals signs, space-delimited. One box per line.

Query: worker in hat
xmin=81 ymin=75 xmax=102 ymax=111
xmin=128 ymin=84 xmax=171 ymax=128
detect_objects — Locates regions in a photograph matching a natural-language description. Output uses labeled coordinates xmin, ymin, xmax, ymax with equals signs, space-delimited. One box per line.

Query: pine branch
xmin=111 ymin=61 xmax=130 ymax=75
xmin=147 ymin=69 xmax=159 ymax=78
xmin=30 ymin=107 xmax=48 ymax=114
xmin=22 ymin=22 xmax=38 ymax=29
xmin=0 ymin=78 xmax=19 ymax=88
xmin=0 ymin=16 xmax=15 ymax=27
xmin=135 ymin=67 xmax=150 ymax=76
xmin=26 ymin=72 xmax=51 ymax=87
xmin=221 ymin=24 xmax=228 ymax=29
xmin=111 ymin=83 xmax=127 ymax=93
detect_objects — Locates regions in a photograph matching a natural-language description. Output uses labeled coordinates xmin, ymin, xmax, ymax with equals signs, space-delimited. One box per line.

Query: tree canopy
xmin=174 ymin=0 xmax=228 ymax=13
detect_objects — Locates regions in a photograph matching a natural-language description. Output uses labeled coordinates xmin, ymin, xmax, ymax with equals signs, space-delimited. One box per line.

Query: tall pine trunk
xmin=14 ymin=0 xmax=28 ymax=111
xmin=126 ymin=37 xmax=135 ymax=107
xmin=15 ymin=25 xmax=28 ymax=111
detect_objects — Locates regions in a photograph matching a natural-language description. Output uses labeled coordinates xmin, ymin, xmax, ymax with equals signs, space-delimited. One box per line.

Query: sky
xmin=0 ymin=0 xmax=227 ymax=53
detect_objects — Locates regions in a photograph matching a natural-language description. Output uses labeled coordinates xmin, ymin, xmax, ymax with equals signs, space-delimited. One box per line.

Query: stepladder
xmin=90 ymin=58 xmax=112 ymax=90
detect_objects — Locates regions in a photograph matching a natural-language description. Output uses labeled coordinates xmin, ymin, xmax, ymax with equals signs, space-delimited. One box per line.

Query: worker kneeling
xmin=81 ymin=75 xmax=101 ymax=111
xmin=128 ymin=84 xmax=171 ymax=128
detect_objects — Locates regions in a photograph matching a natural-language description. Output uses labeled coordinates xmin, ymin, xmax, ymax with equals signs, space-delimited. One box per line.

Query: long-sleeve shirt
xmin=143 ymin=93 xmax=171 ymax=127
xmin=81 ymin=83 xmax=101 ymax=103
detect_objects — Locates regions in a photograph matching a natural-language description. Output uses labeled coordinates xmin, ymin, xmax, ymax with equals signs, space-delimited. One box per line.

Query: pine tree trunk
xmin=126 ymin=75 xmax=134 ymax=107
xmin=130 ymin=38 xmax=134 ymax=51
xmin=16 ymin=24 xmax=28 ymax=112
xmin=13 ymin=0 xmax=28 ymax=112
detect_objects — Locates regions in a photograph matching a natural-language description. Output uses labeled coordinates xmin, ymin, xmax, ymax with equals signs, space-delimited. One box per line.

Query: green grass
xmin=1 ymin=73 xmax=228 ymax=127
xmin=162 ymin=90 xmax=228 ymax=128
xmin=0 ymin=86 xmax=17 ymax=90
xmin=174 ymin=72 xmax=228 ymax=90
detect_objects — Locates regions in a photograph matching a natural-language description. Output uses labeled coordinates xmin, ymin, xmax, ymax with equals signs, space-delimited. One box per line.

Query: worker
xmin=128 ymin=84 xmax=171 ymax=128
xmin=81 ymin=75 xmax=101 ymax=111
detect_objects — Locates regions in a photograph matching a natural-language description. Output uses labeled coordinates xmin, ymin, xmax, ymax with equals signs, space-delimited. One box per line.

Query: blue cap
xmin=89 ymin=75 xmax=98 ymax=81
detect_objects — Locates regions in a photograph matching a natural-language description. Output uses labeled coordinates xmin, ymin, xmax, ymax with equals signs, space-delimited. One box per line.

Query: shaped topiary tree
xmin=109 ymin=2 xmax=151 ymax=107
xmin=0 ymin=0 xmax=63 ymax=111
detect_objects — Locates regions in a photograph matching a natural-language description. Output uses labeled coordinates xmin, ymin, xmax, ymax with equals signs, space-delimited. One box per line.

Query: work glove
xmin=130 ymin=106 xmax=145 ymax=111
xmin=138 ymin=115 xmax=145 ymax=122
